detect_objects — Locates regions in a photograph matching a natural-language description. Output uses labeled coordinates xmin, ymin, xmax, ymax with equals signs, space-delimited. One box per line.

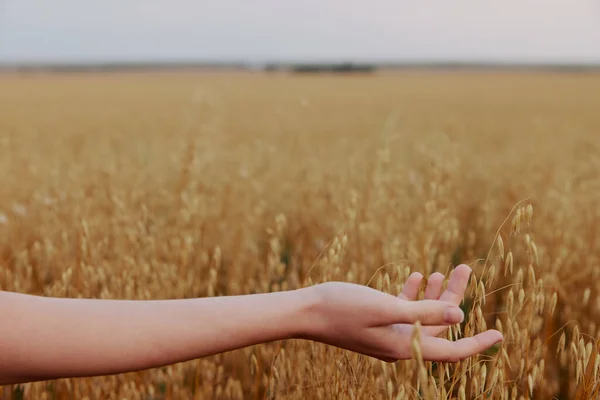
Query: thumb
xmin=387 ymin=300 xmax=465 ymax=326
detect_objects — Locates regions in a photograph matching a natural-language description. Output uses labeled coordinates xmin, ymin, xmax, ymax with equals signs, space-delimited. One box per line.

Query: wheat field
xmin=1 ymin=70 xmax=600 ymax=399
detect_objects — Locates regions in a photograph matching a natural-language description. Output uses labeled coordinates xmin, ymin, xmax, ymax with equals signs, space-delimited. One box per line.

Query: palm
xmin=393 ymin=264 xmax=471 ymax=337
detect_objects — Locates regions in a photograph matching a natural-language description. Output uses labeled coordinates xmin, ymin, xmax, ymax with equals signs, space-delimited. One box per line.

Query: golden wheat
xmin=1 ymin=70 xmax=600 ymax=399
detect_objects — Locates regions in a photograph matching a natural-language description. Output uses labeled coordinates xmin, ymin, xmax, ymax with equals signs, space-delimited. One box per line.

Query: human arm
xmin=0 ymin=288 xmax=309 ymax=385
xmin=0 ymin=264 xmax=502 ymax=385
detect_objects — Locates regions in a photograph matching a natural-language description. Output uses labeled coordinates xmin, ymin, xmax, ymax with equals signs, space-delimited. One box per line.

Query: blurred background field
xmin=1 ymin=70 xmax=600 ymax=398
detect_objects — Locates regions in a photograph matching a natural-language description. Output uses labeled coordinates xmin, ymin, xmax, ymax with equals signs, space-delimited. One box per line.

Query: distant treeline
xmin=1 ymin=61 xmax=600 ymax=74
xmin=266 ymin=63 xmax=376 ymax=74
xmin=0 ymin=62 xmax=378 ymax=74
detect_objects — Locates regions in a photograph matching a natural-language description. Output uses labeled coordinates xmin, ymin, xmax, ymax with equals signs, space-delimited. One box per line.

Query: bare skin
xmin=0 ymin=264 xmax=502 ymax=385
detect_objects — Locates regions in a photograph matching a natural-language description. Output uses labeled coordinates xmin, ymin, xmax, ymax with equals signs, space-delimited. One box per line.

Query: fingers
xmin=418 ymin=330 xmax=504 ymax=362
xmin=437 ymin=264 xmax=472 ymax=306
xmin=424 ymin=272 xmax=445 ymax=300
xmin=400 ymin=270 xmax=450 ymax=302
xmin=398 ymin=272 xmax=424 ymax=301
xmin=420 ymin=271 xmax=455 ymax=337
xmin=390 ymin=300 xmax=465 ymax=326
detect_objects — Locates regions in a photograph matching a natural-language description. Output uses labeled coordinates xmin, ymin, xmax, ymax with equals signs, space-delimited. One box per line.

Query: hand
xmin=299 ymin=265 xmax=502 ymax=363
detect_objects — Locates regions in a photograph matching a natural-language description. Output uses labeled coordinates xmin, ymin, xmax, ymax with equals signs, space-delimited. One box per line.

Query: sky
xmin=1 ymin=0 xmax=599 ymax=65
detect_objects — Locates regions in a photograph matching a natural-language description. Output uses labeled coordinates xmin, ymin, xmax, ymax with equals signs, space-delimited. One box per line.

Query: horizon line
xmin=2 ymin=57 xmax=600 ymax=68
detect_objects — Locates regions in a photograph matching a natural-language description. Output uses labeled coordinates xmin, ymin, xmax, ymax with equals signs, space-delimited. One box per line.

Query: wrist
xmin=286 ymin=285 xmax=322 ymax=341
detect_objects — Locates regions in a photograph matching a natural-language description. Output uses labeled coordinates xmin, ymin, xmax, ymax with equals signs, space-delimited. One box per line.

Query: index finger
xmin=383 ymin=299 xmax=465 ymax=326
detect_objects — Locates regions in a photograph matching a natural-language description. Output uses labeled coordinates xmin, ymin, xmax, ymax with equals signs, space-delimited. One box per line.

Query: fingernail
xmin=443 ymin=307 xmax=464 ymax=323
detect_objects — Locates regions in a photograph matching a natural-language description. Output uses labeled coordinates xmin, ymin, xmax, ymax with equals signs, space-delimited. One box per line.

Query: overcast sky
xmin=1 ymin=0 xmax=599 ymax=64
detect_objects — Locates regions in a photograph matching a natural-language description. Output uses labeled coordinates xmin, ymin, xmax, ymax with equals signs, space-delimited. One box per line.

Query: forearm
xmin=0 ymin=288 xmax=313 ymax=385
